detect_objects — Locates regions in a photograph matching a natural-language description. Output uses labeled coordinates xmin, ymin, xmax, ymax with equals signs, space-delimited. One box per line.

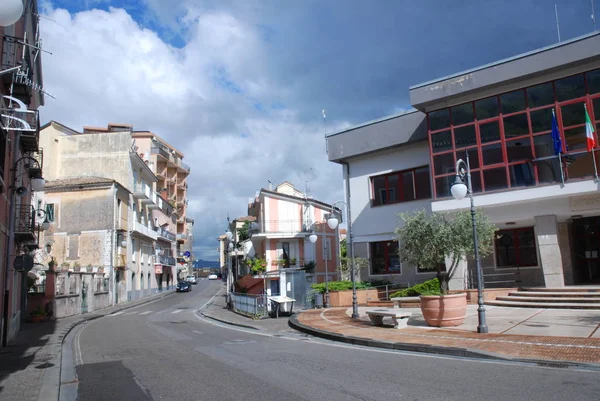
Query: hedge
xmin=390 ymin=278 xmax=440 ymax=297
xmin=310 ymin=281 xmax=372 ymax=294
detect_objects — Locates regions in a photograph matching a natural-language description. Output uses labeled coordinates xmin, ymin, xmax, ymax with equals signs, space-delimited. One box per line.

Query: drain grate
xmin=170 ymin=321 xmax=188 ymax=324
xmin=536 ymin=362 xmax=569 ymax=369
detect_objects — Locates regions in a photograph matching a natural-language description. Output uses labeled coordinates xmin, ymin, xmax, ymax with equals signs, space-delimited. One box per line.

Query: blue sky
xmin=39 ymin=1 xmax=600 ymax=261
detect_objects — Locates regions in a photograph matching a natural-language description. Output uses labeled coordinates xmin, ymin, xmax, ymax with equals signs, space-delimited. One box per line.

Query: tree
xmin=395 ymin=209 xmax=497 ymax=295
xmin=236 ymin=221 xmax=251 ymax=247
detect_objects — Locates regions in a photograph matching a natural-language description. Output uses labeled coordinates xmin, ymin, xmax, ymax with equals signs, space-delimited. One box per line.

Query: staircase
xmin=486 ymin=287 xmax=600 ymax=309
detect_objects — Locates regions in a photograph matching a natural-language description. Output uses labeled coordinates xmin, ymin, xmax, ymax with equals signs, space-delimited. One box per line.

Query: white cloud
xmin=39 ymin=4 xmax=345 ymax=260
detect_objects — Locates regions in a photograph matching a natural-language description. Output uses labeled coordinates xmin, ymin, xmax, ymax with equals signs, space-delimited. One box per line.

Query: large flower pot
xmin=419 ymin=292 xmax=467 ymax=327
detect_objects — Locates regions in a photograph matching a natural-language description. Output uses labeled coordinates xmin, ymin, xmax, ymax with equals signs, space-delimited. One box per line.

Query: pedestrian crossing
xmin=107 ymin=309 xmax=191 ymax=317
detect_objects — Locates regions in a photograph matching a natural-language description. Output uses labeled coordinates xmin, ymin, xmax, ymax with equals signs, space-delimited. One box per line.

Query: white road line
xmin=192 ymin=330 xmax=203 ymax=335
xmin=109 ymin=311 xmax=124 ymax=316
xmin=140 ymin=311 xmax=153 ymax=315
xmin=74 ymin=322 xmax=84 ymax=365
xmin=172 ymin=309 xmax=183 ymax=314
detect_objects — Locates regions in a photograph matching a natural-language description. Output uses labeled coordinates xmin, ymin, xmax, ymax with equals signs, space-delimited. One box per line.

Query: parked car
xmin=208 ymin=274 xmax=218 ymax=280
xmin=186 ymin=275 xmax=197 ymax=284
xmin=176 ymin=281 xmax=192 ymax=292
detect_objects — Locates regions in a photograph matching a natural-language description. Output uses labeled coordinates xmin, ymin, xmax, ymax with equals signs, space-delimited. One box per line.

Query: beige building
xmin=39 ymin=122 xmax=178 ymax=302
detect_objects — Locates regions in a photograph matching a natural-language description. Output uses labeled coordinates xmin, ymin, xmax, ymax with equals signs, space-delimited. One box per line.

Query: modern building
xmin=327 ymin=31 xmax=600 ymax=289
xmin=0 ymin=0 xmax=46 ymax=347
xmin=39 ymin=122 xmax=177 ymax=302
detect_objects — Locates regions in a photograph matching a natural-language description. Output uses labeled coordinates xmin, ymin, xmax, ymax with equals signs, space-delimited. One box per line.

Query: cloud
xmin=39 ymin=4 xmax=345 ymax=261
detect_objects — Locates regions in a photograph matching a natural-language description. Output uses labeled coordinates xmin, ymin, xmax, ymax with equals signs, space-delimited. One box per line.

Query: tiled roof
xmin=45 ymin=176 xmax=115 ymax=189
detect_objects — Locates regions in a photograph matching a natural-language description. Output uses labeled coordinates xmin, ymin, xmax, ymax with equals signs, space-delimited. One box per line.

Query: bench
xmin=365 ymin=309 xmax=412 ymax=329
xmin=390 ymin=296 xmax=420 ymax=308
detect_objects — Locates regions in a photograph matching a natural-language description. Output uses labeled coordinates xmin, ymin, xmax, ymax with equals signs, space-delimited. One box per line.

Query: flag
xmin=551 ymin=109 xmax=562 ymax=155
xmin=585 ymin=104 xmax=596 ymax=152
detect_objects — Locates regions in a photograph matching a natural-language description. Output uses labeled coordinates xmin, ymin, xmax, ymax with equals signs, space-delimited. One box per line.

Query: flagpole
xmin=552 ymin=108 xmax=565 ymax=187
xmin=586 ymin=103 xmax=599 ymax=183
xmin=558 ymin=152 xmax=565 ymax=187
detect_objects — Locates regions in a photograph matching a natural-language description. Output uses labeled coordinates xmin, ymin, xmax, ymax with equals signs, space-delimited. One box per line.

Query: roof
xmin=326 ymin=108 xmax=419 ymax=138
xmin=40 ymin=120 xmax=81 ymax=135
xmin=45 ymin=176 xmax=118 ymax=191
xmin=259 ymin=188 xmax=340 ymax=212
xmin=234 ymin=216 xmax=257 ymax=222
xmin=131 ymin=131 xmax=185 ymax=158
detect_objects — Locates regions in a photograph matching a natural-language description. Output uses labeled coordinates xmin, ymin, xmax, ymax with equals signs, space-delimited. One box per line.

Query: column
xmin=535 ymin=215 xmax=565 ymax=288
xmin=446 ymin=254 xmax=468 ymax=291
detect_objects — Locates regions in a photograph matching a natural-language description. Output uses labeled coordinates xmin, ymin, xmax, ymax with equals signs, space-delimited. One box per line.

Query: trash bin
xmin=314 ymin=292 xmax=324 ymax=308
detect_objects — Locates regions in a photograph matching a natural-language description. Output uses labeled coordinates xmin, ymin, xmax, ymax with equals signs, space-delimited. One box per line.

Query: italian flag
xmin=586 ymin=104 xmax=596 ymax=152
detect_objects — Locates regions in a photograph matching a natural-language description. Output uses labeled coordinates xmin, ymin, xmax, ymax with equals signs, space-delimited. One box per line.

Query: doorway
xmin=572 ymin=216 xmax=600 ymax=283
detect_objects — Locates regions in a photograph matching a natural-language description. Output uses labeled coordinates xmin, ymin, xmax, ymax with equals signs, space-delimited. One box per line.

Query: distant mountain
xmin=193 ymin=259 xmax=220 ymax=269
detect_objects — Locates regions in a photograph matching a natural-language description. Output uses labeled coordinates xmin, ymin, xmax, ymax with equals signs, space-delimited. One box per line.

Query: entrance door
xmin=572 ymin=217 xmax=600 ymax=283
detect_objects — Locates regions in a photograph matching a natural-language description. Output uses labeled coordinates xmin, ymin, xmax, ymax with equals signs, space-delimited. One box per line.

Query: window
xmin=45 ymin=204 xmax=55 ymax=222
xmin=495 ymin=227 xmax=538 ymax=268
xmin=132 ymin=239 xmax=136 ymax=262
xmin=417 ymin=262 xmax=447 ymax=273
xmin=429 ymin=68 xmax=600 ymax=199
xmin=370 ymin=241 xmax=401 ymax=275
xmin=371 ymin=166 xmax=431 ymax=206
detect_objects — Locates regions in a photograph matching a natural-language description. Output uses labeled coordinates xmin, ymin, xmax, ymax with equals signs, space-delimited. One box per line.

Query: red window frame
xmin=370 ymin=166 xmax=431 ymax=206
xmin=494 ymin=227 xmax=538 ymax=268
xmin=428 ymin=68 xmax=600 ymax=199
xmin=370 ymin=241 xmax=401 ymax=275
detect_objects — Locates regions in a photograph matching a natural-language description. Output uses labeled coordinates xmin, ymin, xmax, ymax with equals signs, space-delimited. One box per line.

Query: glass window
xmin=530 ymin=107 xmax=553 ymax=133
xmin=470 ymin=170 xmax=483 ymax=193
xmin=495 ymin=228 xmax=538 ymax=268
xmin=566 ymin=152 xmax=596 ymax=180
xmin=433 ymin=152 xmax=455 ymax=175
xmin=414 ymin=167 xmax=432 ymax=200
xmin=509 ymin=163 xmax=535 ymax=188
xmin=451 ymin=103 xmax=474 ymax=126
xmin=435 ymin=176 xmax=452 ymax=198
xmin=475 ymin=97 xmax=499 ymax=120
xmin=533 ymin=134 xmax=556 ymax=159
xmin=479 ymin=120 xmax=501 ymax=143
xmin=481 ymin=143 xmax=504 ymax=165
xmin=535 ymin=158 xmax=562 ymax=185
xmin=588 ymin=69 xmax=600 ymax=94
xmin=561 ymin=102 xmax=586 ymax=127
xmin=387 ymin=173 xmax=398 ymax=203
xmin=555 ymin=74 xmax=585 ymax=101
xmin=506 ymin=139 xmax=532 ymax=162
xmin=564 ymin=126 xmax=587 ymax=152
xmin=595 ymin=98 xmax=600 ymax=121
xmin=503 ymin=113 xmax=529 ymax=138
xmin=372 ymin=176 xmax=386 ymax=206
xmin=462 ymin=148 xmax=480 ymax=169
xmin=454 ymin=125 xmax=476 ymax=148
xmin=483 ymin=167 xmax=508 ymax=191
xmin=370 ymin=241 xmax=400 ymax=275
xmin=500 ymin=90 xmax=526 ymax=114
xmin=429 ymin=109 xmax=450 ymax=131
xmin=431 ymin=130 xmax=452 ymax=152
xmin=401 ymin=171 xmax=415 ymax=202
xmin=527 ymin=82 xmax=554 ymax=108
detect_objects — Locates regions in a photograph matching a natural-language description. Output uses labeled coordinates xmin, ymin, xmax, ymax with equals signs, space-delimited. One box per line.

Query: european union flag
xmin=551 ymin=109 xmax=562 ymax=155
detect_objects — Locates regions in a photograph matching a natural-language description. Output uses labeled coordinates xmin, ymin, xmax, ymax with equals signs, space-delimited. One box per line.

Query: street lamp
xmin=224 ymin=218 xmax=235 ymax=309
xmin=0 ymin=0 xmax=24 ymax=27
xmin=327 ymin=200 xmax=358 ymax=319
xmin=451 ymin=152 xmax=488 ymax=334
xmin=308 ymin=231 xmax=330 ymax=308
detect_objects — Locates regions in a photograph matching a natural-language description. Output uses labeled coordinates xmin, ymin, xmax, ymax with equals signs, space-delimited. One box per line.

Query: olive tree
xmin=395 ymin=209 xmax=497 ymax=295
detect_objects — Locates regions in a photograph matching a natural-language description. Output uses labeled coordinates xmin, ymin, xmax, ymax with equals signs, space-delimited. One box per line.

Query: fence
xmin=372 ymin=283 xmax=411 ymax=300
xmin=231 ymin=292 xmax=268 ymax=318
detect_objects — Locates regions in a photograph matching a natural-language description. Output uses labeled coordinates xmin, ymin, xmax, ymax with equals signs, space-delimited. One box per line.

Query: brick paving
xmin=297 ymin=308 xmax=600 ymax=364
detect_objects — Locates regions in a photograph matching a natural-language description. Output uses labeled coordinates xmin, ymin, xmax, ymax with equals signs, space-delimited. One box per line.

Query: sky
xmin=36 ymin=0 xmax=600 ymax=261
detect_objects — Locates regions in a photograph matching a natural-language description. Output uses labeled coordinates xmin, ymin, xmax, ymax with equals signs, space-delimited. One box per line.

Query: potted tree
xmin=29 ymin=305 xmax=47 ymax=323
xmin=396 ymin=209 xmax=496 ymax=327
xmin=48 ymin=257 xmax=56 ymax=272
xmin=289 ymin=257 xmax=297 ymax=267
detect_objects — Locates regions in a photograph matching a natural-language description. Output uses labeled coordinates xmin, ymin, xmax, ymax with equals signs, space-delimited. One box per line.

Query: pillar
xmin=535 ymin=215 xmax=565 ymax=287
xmin=446 ymin=254 xmax=468 ymax=291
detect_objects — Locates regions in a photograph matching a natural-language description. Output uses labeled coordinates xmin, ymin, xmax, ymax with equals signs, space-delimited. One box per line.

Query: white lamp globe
xmin=0 ymin=0 xmax=24 ymax=27
xmin=450 ymin=176 xmax=468 ymax=200
xmin=327 ymin=216 xmax=339 ymax=230
xmin=41 ymin=221 xmax=50 ymax=231
xmin=31 ymin=177 xmax=45 ymax=192
xmin=309 ymin=233 xmax=318 ymax=244
xmin=225 ymin=229 xmax=233 ymax=241
xmin=228 ymin=242 xmax=233 ymax=251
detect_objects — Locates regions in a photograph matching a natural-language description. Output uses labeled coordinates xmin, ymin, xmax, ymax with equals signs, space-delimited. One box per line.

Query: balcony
xmin=132 ymin=221 xmax=158 ymax=240
xmin=1 ymin=34 xmax=35 ymax=106
xmin=157 ymin=227 xmax=176 ymax=241
xmin=178 ymin=159 xmax=190 ymax=173
xmin=250 ymin=220 xmax=311 ymax=236
xmin=150 ymin=146 xmax=171 ymax=161
xmin=133 ymin=181 xmax=152 ymax=203
xmin=1 ymin=103 xmax=40 ymax=153
xmin=157 ymin=255 xmax=176 ymax=266
xmin=15 ymin=204 xmax=36 ymax=243
xmin=176 ymin=233 xmax=187 ymax=242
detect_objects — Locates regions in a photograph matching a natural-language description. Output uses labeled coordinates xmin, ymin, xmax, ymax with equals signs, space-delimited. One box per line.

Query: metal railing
xmin=231 ymin=293 xmax=268 ymax=317
xmin=156 ymin=227 xmax=176 ymax=241
xmin=150 ymin=144 xmax=190 ymax=172
xmin=251 ymin=220 xmax=311 ymax=234
xmin=157 ymin=254 xmax=176 ymax=266
xmin=371 ymin=283 xmax=411 ymax=301
xmin=132 ymin=221 xmax=158 ymax=240
xmin=15 ymin=204 xmax=35 ymax=235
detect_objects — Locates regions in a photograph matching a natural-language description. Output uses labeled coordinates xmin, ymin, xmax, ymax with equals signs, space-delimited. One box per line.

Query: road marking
xmin=172 ymin=309 xmax=183 ymax=314
xmin=109 ymin=311 xmax=124 ymax=316
xmin=74 ymin=322 xmax=84 ymax=365
xmin=192 ymin=330 xmax=203 ymax=335
xmin=140 ymin=311 xmax=153 ymax=315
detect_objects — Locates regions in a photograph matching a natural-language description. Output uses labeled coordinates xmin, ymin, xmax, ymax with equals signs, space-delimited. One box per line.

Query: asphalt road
xmin=69 ymin=279 xmax=600 ymax=401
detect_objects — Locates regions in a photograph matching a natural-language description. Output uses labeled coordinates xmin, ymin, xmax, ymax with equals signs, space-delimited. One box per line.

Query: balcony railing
xmin=250 ymin=220 xmax=311 ymax=235
xmin=15 ymin=204 xmax=36 ymax=241
xmin=150 ymin=144 xmax=190 ymax=173
xmin=177 ymin=233 xmax=187 ymax=240
xmin=132 ymin=221 xmax=158 ymax=240
xmin=156 ymin=254 xmax=176 ymax=266
xmin=157 ymin=227 xmax=176 ymax=241
xmin=133 ymin=181 xmax=152 ymax=200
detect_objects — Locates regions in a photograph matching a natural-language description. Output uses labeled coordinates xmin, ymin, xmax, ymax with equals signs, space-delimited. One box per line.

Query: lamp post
xmin=308 ymin=231 xmax=330 ymax=308
xmin=326 ymin=200 xmax=359 ymax=319
xmin=450 ymin=152 xmax=488 ymax=334
xmin=225 ymin=218 xmax=234 ymax=309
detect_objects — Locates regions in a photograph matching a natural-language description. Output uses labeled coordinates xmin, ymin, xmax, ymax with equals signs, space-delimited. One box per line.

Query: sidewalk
xmin=290 ymin=305 xmax=600 ymax=367
xmin=0 ymin=290 xmax=175 ymax=401
xmin=200 ymin=293 xmax=294 ymax=334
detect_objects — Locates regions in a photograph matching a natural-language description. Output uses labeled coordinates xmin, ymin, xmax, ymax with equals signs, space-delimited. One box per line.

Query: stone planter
xmin=328 ymin=289 xmax=378 ymax=307
xmin=420 ymin=292 xmax=467 ymax=327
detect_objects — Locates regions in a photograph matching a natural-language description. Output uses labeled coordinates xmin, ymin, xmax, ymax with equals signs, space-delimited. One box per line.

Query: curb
xmin=288 ymin=314 xmax=600 ymax=370
xmin=199 ymin=311 xmax=260 ymax=331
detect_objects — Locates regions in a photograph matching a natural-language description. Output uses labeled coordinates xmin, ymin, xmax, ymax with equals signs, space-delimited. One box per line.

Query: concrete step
xmin=520 ymin=287 xmax=600 ymax=293
xmin=486 ymin=300 xmax=600 ymax=309
xmin=511 ymin=291 xmax=600 ymax=298
xmin=498 ymin=295 xmax=600 ymax=303
xmin=366 ymin=301 xmax=394 ymax=307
